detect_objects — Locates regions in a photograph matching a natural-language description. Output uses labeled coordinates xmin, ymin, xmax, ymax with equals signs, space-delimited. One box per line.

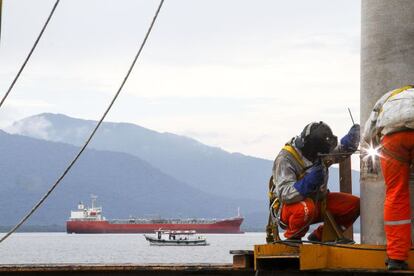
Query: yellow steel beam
xmin=254 ymin=243 xmax=414 ymax=271
xmin=300 ymin=244 xmax=414 ymax=271
xmin=254 ymin=244 xmax=299 ymax=270
xmin=255 ymin=243 xmax=299 ymax=257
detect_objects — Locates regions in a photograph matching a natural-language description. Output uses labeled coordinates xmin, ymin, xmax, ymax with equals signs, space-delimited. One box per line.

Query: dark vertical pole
xmin=340 ymin=157 xmax=352 ymax=193
xmin=339 ymin=157 xmax=353 ymax=239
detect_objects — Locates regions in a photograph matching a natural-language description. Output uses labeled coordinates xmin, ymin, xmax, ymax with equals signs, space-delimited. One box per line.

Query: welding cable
xmin=273 ymin=238 xmax=414 ymax=252
xmin=0 ymin=0 xmax=60 ymax=110
xmin=303 ymin=240 xmax=414 ymax=251
xmin=273 ymin=152 xmax=396 ymax=252
xmin=0 ymin=0 xmax=165 ymax=244
xmin=285 ymin=149 xmax=362 ymax=239
xmin=274 ymin=155 xmax=355 ymax=244
xmin=280 ymin=160 xmax=324 ymax=240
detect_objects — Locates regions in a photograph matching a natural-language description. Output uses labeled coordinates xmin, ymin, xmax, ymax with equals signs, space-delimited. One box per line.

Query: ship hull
xmin=66 ymin=217 xmax=243 ymax=234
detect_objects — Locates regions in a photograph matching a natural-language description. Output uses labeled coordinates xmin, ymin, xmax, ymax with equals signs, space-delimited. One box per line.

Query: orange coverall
xmin=381 ymin=131 xmax=414 ymax=260
xmin=280 ymin=192 xmax=360 ymax=239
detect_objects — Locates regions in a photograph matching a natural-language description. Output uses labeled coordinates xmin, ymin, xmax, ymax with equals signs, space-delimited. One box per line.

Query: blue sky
xmin=0 ymin=0 xmax=361 ymax=167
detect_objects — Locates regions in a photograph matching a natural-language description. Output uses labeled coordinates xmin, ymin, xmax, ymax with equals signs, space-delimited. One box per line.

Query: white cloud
xmin=0 ymin=0 xmax=361 ymax=170
xmin=6 ymin=114 xmax=51 ymax=140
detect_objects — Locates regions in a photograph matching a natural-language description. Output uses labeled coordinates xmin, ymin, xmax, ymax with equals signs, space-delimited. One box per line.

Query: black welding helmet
xmin=295 ymin=121 xmax=338 ymax=161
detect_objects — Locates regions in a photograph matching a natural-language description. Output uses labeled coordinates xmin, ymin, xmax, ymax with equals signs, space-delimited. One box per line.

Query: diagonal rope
xmin=0 ymin=0 xmax=60 ymax=110
xmin=0 ymin=0 xmax=165 ymax=244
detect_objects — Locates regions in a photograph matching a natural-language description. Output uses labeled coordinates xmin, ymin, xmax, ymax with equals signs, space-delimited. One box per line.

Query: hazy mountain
xmin=4 ymin=114 xmax=361 ymax=231
xmin=0 ymin=130 xmax=263 ymax=229
xmin=7 ymin=113 xmax=361 ymax=202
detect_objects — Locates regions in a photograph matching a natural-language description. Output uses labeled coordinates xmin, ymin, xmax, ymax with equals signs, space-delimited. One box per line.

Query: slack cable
xmin=0 ymin=0 xmax=165 ymax=244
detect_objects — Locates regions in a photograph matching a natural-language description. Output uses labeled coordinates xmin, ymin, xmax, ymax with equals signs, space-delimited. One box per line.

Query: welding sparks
xmin=362 ymin=143 xmax=382 ymax=167
xmin=366 ymin=145 xmax=380 ymax=158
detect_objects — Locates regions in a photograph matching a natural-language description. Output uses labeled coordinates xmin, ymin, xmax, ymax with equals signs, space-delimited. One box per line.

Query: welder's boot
xmin=284 ymin=236 xmax=302 ymax=243
xmin=307 ymin=232 xmax=320 ymax=242
xmin=387 ymin=259 xmax=408 ymax=271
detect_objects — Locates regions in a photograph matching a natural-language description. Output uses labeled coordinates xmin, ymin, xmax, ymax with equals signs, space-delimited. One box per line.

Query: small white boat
xmin=144 ymin=230 xmax=209 ymax=246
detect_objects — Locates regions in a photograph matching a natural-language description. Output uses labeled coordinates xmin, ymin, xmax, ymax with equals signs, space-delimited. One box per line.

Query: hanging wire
xmin=0 ymin=0 xmax=60 ymax=110
xmin=0 ymin=0 xmax=165 ymax=244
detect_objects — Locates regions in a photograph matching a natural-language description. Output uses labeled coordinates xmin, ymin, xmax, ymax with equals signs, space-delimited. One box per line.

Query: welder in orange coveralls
xmin=271 ymin=122 xmax=360 ymax=243
xmin=363 ymin=85 xmax=414 ymax=271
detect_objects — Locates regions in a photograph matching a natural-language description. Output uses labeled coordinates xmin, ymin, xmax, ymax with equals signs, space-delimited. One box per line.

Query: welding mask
xmin=296 ymin=121 xmax=338 ymax=161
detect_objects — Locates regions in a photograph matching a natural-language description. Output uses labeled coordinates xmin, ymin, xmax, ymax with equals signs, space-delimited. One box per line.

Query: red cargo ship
xmin=66 ymin=196 xmax=244 ymax=234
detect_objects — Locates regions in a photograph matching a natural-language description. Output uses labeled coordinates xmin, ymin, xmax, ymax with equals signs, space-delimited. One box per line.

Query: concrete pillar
xmin=361 ymin=0 xmax=414 ymax=244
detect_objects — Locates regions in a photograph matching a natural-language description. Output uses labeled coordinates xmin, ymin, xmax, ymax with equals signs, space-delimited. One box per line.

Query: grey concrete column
xmin=361 ymin=0 xmax=414 ymax=244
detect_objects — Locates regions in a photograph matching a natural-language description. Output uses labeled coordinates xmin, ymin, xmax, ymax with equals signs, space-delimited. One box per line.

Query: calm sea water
xmin=0 ymin=232 xmax=361 ymax=265
xmin=0 ymin=232 xmax=266 ymax=264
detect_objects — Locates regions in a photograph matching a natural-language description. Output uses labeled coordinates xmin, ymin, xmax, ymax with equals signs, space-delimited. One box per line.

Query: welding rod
xmin=347 ymin=108 xmax=355 ymax=125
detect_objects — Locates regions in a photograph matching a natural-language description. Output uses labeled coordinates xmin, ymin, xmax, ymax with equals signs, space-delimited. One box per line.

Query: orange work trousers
xmin=280 ymin=192 xmax=360 ymax=239
xmin=380 ymin=130 xmax=414 ymax=261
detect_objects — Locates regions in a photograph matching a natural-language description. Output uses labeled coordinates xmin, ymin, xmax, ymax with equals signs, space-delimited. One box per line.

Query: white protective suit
xmin=363 ymin=86 xmax=414 ymax=143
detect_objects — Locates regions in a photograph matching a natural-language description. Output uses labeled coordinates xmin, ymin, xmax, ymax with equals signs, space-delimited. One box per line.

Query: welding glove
xmin=340 ymin=124 xmax=360 ymax=152
xmin=293 ymin=164 xmax=325 ymax=196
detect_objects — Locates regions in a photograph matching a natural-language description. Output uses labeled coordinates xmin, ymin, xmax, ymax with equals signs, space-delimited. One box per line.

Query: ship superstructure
xmin=69 ymin=195 xmax=105 ymax=221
